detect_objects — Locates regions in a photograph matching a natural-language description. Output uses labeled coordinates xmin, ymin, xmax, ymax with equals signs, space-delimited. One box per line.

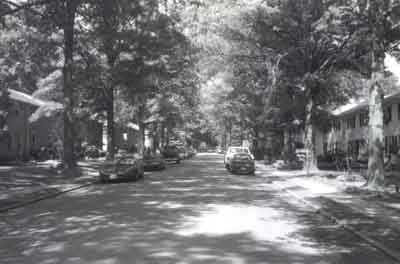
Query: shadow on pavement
xmin=0 ymin=155 xmax=396 ymax=263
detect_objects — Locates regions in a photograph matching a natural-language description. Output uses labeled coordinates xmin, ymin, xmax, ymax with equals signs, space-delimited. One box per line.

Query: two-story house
xmin=316 ymin=92 xmax=400 ymax=160
xmin=0 ymin=88 xmax=146 ymax=162
xmin=0 ymin=89 xmax=60 ymax=161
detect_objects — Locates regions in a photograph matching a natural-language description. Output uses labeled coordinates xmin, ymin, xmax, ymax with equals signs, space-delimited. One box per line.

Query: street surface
xmin=0 ymin=154 xmax=397 ymax=263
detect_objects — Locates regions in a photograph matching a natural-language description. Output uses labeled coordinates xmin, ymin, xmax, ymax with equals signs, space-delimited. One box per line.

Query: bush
xmin=83 ymin=145 xmax=102 ymax=159
xmin=276 ymin=160 xmax=303 ymax=170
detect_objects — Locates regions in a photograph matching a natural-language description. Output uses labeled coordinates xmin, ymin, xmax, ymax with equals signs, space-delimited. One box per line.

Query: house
xmin=315 ymin=92 xmax=400 ymax=160
xmin=0 ymin=89 xmax=62 ymax=161
xmin=101 ymin=121 xmax=141 ymax=153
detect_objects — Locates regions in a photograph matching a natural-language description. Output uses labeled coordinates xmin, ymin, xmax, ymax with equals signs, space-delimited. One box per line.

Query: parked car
xmin=187 ymin=147 xmax=197 ymax=158
xmin=177 ymin=147 xmax=187 ymax=159
xmin=143 ymin=152 xmax=166 ymax=171
xmin=217 ymin=147 xmax=225 ymax=154
xmin=224 ymin=146 xmax=254 ymax=165
xmin=162 ymin=145 xmax=181 ymax=164
xmin=226 ymin=153 xmax=255 ymax=175
xmin=99 ymin=153 xmax=144 ymax=183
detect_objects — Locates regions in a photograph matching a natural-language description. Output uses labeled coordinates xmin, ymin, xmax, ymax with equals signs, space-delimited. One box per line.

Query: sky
xmin=385 ymin=54 xmax=400 ymax=83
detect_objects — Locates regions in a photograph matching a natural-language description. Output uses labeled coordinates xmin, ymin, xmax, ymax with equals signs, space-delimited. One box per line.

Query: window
xmin=331 ymin=142 xmax=340 ymax=153
xmin=359 ymin=111 xmax=369 ymax=127
xmin=385 ymin=136 xmax=388 ymax=155
xmin=16 ymin=133 xmax=21 ymax=150
xmin=346 ymin=116 xmax=356 ymax=129
xmin=384 ymin=105 xmax=392 ymax=124
xmin=398 ymin=104 xmax=400 ymax=120
xmin=387 ymin=136 xmax=399 ymax=154
xmin=323 ymin=142 xmax=328 ymax=155
xmin=332 ymin=119 xmax=341 ymax=131
xmin=7 ymin=135 xmax=12 ymax=150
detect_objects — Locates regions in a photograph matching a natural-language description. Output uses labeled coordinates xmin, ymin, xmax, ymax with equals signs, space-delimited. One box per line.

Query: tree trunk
xmin=152 ymin=123 xmax=158 ymax=153
xmin=166 ymin=127 xmax=170 ymax=146
xmin=106 ymin=87 xmax=114 ymax=160
xmin=62 ymin=0 xmax=78 ymax=170
xmin=138 ymin=122 xmax=145 ymax=155
xmin=228 ymin=125 xmax=232 ymax=146
xmin=160 ymin=122 xmax=165 ymax=148
xmin=137 ymin=104 xmax=146 ymax=155
xmin=366 ymin=41 xmax=385 ymax=189
xmin=304 ymin=96 xmax=317 ymax=174
xmin=283 ymin=128 xmax=296 ymax=162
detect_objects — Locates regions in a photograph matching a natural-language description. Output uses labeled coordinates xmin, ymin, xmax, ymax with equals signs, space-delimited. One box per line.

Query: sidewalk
xmin=255 ymin=161 xmax=400 ymax=262
xmin=0 ymin=160 xmax=101 ymax=212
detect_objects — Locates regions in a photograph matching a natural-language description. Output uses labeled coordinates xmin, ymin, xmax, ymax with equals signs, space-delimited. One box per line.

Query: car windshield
xmin=229 ymin=148 xmax=250 ymax=154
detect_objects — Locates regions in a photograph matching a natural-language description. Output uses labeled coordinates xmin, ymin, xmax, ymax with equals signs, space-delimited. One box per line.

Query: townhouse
xmin=315 ymin=92 xmax=400 ymax=160
xmin=0 ymin=89 xmax=140 ymax=162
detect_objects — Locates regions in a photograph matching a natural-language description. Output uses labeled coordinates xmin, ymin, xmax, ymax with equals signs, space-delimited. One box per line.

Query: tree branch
xmin=0 ymin=0 xmax=55 ymax=17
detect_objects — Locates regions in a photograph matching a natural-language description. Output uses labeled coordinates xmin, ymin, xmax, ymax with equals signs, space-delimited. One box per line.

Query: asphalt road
xmin=0 ymin=153 xmax=397 ymax=264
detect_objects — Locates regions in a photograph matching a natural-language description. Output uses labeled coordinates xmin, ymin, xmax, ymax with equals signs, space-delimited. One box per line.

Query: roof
xmin=127 ymin=122 xmax=139 ymax=131
xmin=8 ymin=88 xmax=49 ymax=107
xmin=331 ymin=91 xmax=400 ymax=116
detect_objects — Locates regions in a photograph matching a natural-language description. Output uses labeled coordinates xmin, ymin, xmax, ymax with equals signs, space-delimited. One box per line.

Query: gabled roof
xmin=331 ymin=91 xmax=400 ymax=117
xmin=127 ymin=122 xmax=139 ymax=131
xmin=8 ymin=88 xmax=50 ymax=107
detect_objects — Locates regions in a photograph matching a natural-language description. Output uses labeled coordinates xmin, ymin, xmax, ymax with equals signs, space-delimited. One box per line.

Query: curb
xmin=274 ymin=181 xmax=400 ymax=263
xmin=0 ymin=181 xmax=95 ymax=213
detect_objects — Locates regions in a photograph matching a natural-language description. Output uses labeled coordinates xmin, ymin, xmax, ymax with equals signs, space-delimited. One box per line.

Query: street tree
xmin=251 ymin=0 xmax=365 ymax=173
xmin=353 ymin=0 xmax=400 ymax=189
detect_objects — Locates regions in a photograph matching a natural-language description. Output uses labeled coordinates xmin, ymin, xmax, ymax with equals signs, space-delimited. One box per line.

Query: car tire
xmin=176 ymin=159 xmax=180 ymax=164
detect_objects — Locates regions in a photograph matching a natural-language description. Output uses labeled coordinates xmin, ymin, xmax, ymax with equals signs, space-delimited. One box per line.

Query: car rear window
xmin=233 ymin=154 xmax=252 ymax=160
xmin=230 ymin=148 xmax=250 ymax=154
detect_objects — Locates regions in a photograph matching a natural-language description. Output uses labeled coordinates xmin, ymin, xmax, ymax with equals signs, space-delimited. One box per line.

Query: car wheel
xmin=176 ymin=159 xmax=180 ymax=164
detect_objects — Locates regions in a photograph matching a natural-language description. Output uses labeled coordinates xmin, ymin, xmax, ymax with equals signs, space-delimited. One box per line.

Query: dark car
xmin=143 ymin=153 xmax=166 ymax=171
xmin=187 ymin=147 xmax=196 ymax=158
xmin=226 ymin=153 xmax=255 ymax=175
xmin=162 ymin=146 xmax=181 ymax=164
xmin=99 ymin=154 xmax=144 ymax=183
xmin=177 ymin=147 xmax=188 ymax=159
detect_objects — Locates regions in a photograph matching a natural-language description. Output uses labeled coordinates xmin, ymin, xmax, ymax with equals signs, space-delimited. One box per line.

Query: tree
xmin=61 ymin=0 xmax=79 ymax=170
xmin=363 ymin=1 xmax=400 ymax=189
xmin=0 ymin=0 xmax=78 ymax=169
xmin=335 ymin=0 xmax=400 ymax=189
xmin=252 ymin=0 xmax=364 ymax=173
xmin=0 ymin=87 xmax=10 ymax=139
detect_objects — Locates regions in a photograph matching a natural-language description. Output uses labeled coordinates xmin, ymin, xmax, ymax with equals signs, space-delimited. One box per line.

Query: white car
xmin=224 ymin=146 xmax=254 ymax=165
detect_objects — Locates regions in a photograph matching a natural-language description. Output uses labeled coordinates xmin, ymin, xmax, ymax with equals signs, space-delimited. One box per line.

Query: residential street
xmin=0 ymin=154 xmax=398 ymax=264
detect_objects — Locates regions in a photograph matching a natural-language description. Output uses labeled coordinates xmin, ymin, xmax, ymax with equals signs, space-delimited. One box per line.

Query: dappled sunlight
xmin=1 ymin=154 xmax=396 ymax=263
xmin=291 ymin=178 xmax=337 ymax=195
xmin=177 ymin=204 xmax=321 ymax=255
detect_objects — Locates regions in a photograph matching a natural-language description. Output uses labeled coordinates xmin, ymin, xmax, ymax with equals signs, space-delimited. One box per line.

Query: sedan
xmin=224 ymin=146 xmax=254 ymax=165
xmin=99 ymin=154 xmax=144 ymax=183
xmin=143 ymin=153 xmax=166 ymax=171
xmin=226 ymin=153 xmax=255 ymax=175
xmin=162 ymin=146 xmax=181 ymax=164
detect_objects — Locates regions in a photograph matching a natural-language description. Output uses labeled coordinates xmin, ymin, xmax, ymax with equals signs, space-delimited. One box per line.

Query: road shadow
xmin=0 ymin=155 xmax=396 ymax=263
